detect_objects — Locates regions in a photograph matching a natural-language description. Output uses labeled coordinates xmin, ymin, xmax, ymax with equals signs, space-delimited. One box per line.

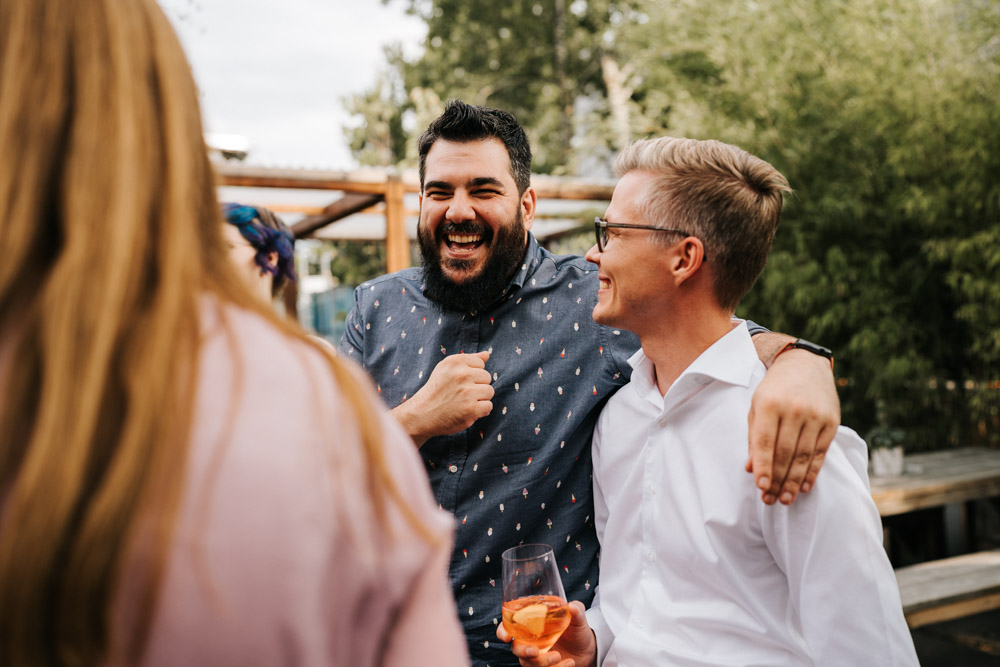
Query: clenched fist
xmin=391 ymin=351 xmax=494 ymax=447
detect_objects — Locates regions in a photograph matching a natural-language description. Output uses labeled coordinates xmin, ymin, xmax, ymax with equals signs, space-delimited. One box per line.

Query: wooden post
xmin=282 ymin=275 xmax=298 ymax=320
xmin=385 ymin=173 xmax=409 ymax=273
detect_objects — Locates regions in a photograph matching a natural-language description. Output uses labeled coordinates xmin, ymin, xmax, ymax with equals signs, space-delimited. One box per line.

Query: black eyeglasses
xmin=593 ymin=217 xmax=696 ymax=253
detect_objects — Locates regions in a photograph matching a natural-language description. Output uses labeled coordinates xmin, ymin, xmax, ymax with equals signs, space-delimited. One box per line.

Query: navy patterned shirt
xmin=340 ymin=235 xmax=638 ymax=666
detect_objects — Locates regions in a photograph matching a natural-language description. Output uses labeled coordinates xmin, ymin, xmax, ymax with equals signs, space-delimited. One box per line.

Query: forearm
xmin=750 ymin=331 xmax=795 ymax=368
xmin=390 ymin=401 xmax=432 ymax=448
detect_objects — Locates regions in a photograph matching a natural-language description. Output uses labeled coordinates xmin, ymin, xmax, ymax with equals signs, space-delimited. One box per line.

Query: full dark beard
xmin=419 ymin=210 xmax=528 ymax=313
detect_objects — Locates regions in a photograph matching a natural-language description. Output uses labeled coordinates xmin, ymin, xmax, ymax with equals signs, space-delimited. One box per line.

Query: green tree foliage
xmin=342 ymin=54 xmax=410 ymax=167
xmin=348 ymin=0 xmax=999 ymax=448
xmin=646 ymin=0 xmax=1000 ymax=449
xmin=352 ymin=0 xmax=652 ymax=173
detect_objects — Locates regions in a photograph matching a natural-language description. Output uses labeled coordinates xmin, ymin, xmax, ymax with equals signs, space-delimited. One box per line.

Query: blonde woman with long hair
xmin=0 ymin=1 xmax=467 ymax=665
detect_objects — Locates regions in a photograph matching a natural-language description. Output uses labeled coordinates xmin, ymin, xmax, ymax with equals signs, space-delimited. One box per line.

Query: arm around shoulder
xmin=747 ymin=331 xmax=840 ymax=506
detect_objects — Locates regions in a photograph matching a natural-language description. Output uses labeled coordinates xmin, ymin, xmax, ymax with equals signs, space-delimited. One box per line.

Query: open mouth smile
xmin=446 ymin=233 xmax=485 ymax=251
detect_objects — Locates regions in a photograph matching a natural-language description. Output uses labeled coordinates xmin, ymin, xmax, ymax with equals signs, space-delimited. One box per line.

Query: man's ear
xmin=671 ymin=237 xmax=706 ymax=286
xmin=520 ymin=187 xmax=537 ymax=232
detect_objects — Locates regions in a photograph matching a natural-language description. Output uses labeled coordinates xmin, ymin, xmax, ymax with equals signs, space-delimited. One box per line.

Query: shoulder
xmin=194 ymin=300 xmax=344 ymax=458
xmin=828 ymin=426 xmax=872 ymax=487
xmin=534 ymin=247 xmax=601 ymax=284
xmin=355 ymin=268 xmax=424 ymax=295
xmin=141 ymin=300 xmax=451 ymax=664
xmin=346 ymin=268 xmax=426 ymax=315
xmin=594 ymin=379 xmax=648 ymax=445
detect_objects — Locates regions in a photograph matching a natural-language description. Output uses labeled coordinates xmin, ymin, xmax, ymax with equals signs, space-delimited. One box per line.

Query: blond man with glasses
xmin=500 ymin=137 xmax=917 ymax=667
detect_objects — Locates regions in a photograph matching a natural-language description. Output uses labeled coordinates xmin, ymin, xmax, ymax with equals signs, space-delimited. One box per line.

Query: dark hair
xmin=222 ymin=203 xmax=297 ymax=296
xmin=417 ymin=100 xmax=532 ymax=195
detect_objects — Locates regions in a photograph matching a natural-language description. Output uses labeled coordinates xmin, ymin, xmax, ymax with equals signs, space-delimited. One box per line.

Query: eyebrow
xmin=467 ymin=177 xmax=505 ymax=189
xmin=423 ymin=176 xmax=507 ymax=192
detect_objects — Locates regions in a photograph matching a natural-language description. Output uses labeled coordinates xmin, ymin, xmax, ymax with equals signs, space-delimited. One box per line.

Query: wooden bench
xmin=895 ymin=548 xmax=1000 ymax=628
xmin=871 ymin=447 xmax=1000 ymax=518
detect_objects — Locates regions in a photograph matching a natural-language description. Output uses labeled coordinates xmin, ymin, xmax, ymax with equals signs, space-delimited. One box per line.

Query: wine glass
xmin=501 ymin=543 xmax=571 ymax=653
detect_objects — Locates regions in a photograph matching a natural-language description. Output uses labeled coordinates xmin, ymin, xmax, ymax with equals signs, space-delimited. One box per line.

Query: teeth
xmin=600 ymin=278 xmax=610 ymax=289
xmin=448 ymin=234 xmax=481 ymax=244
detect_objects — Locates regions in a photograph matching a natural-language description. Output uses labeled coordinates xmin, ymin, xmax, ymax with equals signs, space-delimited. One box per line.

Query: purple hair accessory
xmin=222 ymin=203 xmax=297 ymax=285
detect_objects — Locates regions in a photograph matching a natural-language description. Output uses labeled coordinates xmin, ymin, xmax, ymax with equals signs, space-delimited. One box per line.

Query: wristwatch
xmin=775 ymin=338 xmax=834 ymax=368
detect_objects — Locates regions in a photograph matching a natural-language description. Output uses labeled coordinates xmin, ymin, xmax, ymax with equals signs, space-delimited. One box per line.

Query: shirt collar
xmin=626 ymin=320 xmax=761 ymax=409
xmin=508 ymin=232 xmax=544 ymax=291
xmin=472 ymin=233 xmax=545 ymax=307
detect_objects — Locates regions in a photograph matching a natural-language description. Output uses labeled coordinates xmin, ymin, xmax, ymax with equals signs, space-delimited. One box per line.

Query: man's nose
xmin=445 ymin=192 xmax=475 ymax=222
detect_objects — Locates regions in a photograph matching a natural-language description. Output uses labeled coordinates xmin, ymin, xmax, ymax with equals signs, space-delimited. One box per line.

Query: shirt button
xmin=449 ymin=465 xmax=459 ymax=473
xmin=648 ymin=552 xmax=656 ymax=563
xmin=635 ymin=617 xmax=644 ymax=629
xmin=648 ymin=484 xmax=656 ymax=495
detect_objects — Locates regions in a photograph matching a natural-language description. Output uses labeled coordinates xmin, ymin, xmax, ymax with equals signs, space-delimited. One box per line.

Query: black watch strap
xmin=775 ymin=338 xmax=834 ymax=368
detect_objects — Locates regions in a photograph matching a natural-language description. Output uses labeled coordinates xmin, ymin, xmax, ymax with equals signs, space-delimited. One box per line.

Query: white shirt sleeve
xmin=760 ymin=427 xmax=919 ymax=666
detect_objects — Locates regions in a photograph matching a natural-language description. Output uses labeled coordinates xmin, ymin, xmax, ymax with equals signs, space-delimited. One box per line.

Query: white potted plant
xmin=866 ymin=400 xmax=906 ymax=478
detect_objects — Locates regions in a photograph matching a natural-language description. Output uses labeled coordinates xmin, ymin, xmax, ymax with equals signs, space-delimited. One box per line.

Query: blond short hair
xmin=615 ymin=137 xmax=791 ymax=311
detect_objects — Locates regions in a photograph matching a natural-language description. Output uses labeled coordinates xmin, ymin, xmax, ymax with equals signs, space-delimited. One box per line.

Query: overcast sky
xmin=159 ymin=0 xmax=425 ymax=169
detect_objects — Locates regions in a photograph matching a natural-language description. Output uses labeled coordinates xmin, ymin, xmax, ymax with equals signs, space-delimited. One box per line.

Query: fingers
xmin=509 ymin=640 xmax=544 ymax=664
xmin=749 ymin=346 xmax=842 ymax=505
xmin=566 ymin=600 xmax=588 ymax=622
xmin=456 ymin=351 xmax=489 ymax=369
xmin=499 ymin=602 xmax=592 ymax=667
xmin=515 ymin=649 xmax=570 ymax=667
xmin=497 ymin=623 xmax=545 ymax=664
xmin=758 ymin=411 xmax=837 ymax=505
xmin=777 ymin=418 xmax=817 ymax=504
xmin=801 ymin=424 xmax=835 ymax=494
xmin=765 ymin=410 xmax=811 ymax=505
xmin=405 ymin=353 xmax=496 ymax=441
xmin=526 ymin=655 xmax=575 ymax=667
xmin=747 ymin=397 xmax=780 ymax=504
xmin=496 ymin=621 xmax=512 ymax=643
xmin=496 ymin=620 xmax=564 ymax=665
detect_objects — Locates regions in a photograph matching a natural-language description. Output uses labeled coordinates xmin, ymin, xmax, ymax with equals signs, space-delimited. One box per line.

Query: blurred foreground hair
xmin=0 ymin=1 xmax=414 ymax=664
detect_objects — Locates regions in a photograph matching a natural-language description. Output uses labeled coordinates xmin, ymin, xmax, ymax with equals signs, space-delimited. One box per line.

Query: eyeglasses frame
xmin=593 ymin=217 xmax=699 ymax=255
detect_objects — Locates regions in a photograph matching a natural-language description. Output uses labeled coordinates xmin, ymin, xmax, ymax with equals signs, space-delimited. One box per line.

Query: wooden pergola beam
xmin=291 ymin=192 xmax=385 ymax=238
xmin=216 ymin=163 xmax=617 ymax=201
xmin=530 ymin=175 xmax=616 ymax=201
xmin=217 ymin=164 xmax=395 ymax=195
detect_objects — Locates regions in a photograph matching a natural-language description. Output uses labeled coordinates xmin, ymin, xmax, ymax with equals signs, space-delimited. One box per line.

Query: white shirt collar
xmin=626 ymin=320 xmax=760 ymax=411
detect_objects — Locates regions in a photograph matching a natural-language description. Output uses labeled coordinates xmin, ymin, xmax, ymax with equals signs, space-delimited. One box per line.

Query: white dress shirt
xmin=587 ymin=322 xmax=918 ymax=666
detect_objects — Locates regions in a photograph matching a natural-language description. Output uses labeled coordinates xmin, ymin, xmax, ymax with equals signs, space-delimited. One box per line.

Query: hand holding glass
xmin=501 ymin=544 xmax=571 ymax=653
